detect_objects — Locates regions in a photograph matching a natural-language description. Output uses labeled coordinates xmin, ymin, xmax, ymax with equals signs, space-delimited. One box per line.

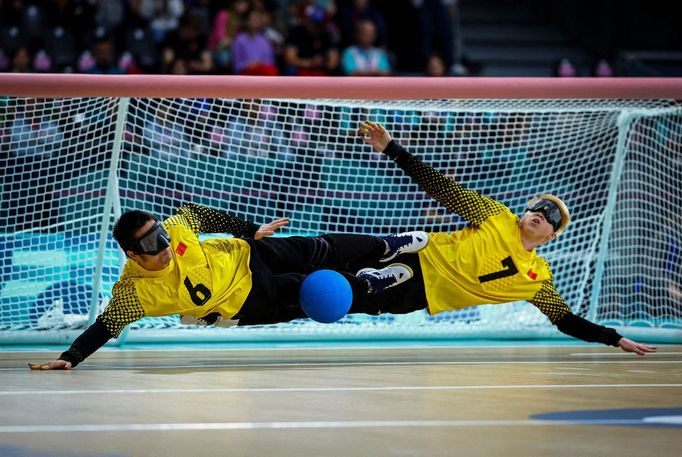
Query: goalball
xmin=299 ymin=270 xmax=353 ymax=323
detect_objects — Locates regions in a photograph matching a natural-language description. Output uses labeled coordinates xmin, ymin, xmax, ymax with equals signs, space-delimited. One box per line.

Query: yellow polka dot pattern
xmin=396 ymin=151 xmax=508 ymax=226
xmin=166 ymin=203 xmax=259 ymax=237
xmin=97 ymin=278 xmax=144 ymax=337
xmin=528 ymin=261 xmax=571 ymax=323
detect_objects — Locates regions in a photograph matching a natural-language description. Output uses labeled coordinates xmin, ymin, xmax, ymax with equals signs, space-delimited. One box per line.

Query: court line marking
xmin=2 ymin=359 xmax=681 ymax=371
xmin=570 ymin=352 xmax=682 ymax=356
xmin=1 ymin=384 xmax=680 ymax=396
xmin=0 ymin=419 xmax=670 ymax=433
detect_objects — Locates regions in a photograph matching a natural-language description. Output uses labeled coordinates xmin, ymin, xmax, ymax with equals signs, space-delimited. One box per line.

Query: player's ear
xmin=126 ymin=250 xmax=138 ymax=260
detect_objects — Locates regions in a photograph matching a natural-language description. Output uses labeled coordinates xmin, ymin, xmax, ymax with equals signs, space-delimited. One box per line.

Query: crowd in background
xmin=0 ymin=0 xmax=466 ymax=77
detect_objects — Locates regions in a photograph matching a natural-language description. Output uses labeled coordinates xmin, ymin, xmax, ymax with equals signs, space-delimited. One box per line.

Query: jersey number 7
xmin=477 ymin=256 xmax=519 ymax=283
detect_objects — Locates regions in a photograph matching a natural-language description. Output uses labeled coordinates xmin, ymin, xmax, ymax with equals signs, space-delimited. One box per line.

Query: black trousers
xmin=235 ymin=234 xmax=383 ymax=325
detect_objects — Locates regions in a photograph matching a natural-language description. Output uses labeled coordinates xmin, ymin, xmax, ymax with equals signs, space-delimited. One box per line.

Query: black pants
xmin=235 ymin=234 xmax=387 ymax=325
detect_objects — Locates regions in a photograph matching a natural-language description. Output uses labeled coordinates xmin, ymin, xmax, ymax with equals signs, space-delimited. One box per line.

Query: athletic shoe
xmin=356 ymin=263 xmax=413 ymax=294
xmin=180 ymin=313 xmax=239 ymax=328
xmin=380 ymin=231 xmax=429 ymax=262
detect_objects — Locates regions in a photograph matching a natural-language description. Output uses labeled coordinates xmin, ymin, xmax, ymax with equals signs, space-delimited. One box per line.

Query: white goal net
xmin=1 ymin=94 xmax=681 ymax=343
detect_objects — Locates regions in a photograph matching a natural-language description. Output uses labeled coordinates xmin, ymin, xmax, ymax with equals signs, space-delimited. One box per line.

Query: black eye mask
xmin=526 ymin=199 xmax=562 ymax=232
xmin=130 ymin=222 xmax=170 ymax=255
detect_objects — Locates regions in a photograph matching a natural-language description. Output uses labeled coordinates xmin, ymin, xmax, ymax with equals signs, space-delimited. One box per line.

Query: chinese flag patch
xmin=527 ymin=269 xmax=538 ymax=280
xmin=176 ymin=242 xmax=187 ymax=256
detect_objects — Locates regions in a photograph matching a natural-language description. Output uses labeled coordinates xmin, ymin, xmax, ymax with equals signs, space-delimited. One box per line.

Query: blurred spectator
xmin=124 ymin=25 xmax=158 ymax=72
xmin=287 ymin=0 xmax=337 ymax=28
xmin=232 ymin=8 xmax=279 ymax=75
xmin=10 ymin=46 xmax=32 ymax=72
xmin=163 ymin=12 xmax=213 ymax=74
xmin=336 ymin=0 xmax=387 ymax=49
xmin=169 ymin=57 xmax=189 ymax=75
xmin=594 ymin=58 xmax=614 ymax=77
xmin=340 ymin=19 xmax=390 ymax=76
xmin=32 ymin=49 xmax=52 ymax=72
xmin=184 ymin=0 xmax=212 ymax=34
xmin=86 ymin=39 xmax=124 ymax=74
xmin=424 ymin=53 xmax=446 ymax=77
xmin=555 ymin=58 xmax=577 ymax=77
xmin=412 ymin=0 xmax=457 ymax=71
xmin=133 ymin=0 xmax=184 ymax=43
xmin=207 ymin=0 xmax=250 ymax=73
xmin=283 ymin=4 xmax=339 ymax=75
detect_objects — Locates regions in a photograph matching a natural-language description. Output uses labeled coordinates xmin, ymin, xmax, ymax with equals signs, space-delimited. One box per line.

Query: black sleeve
xmin=555 ymin=312 xmax=623 ymax=347
xmin=58 ymin=320 xmax=113 ymax=368
xmin=382 ymin=141 xmax=508 ymax=226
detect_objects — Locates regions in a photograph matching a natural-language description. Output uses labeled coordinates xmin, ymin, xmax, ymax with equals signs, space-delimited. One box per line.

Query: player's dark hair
xmin=112 ymin=210 xmax=157 ymax=252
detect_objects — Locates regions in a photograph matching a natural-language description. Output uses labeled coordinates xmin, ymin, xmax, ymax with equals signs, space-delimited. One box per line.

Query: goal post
xmin=1 ymin=75 xmax=681 ymax=345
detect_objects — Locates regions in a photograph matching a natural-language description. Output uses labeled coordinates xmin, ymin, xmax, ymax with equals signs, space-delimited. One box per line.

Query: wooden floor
xmin=1 ymin=344 xmax=681 ymax=457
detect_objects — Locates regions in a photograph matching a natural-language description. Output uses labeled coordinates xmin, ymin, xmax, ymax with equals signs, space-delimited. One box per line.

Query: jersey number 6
xmin=478 ymin=256 xmax=519 ymax=283
xmin=184 ymin=277 xmax=212 ymax=306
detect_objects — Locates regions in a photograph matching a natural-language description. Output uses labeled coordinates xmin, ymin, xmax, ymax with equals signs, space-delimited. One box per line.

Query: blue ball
xmin=299 ymin=270 xmax=353 ymax=323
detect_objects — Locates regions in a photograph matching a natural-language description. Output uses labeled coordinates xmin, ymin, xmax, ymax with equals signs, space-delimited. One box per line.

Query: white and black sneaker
xmin=380 ymin=231 xmax=429 ymax=262
xmin=357 ymin=263 xmax=414 ymax=294
xmin=180 ymin=313 xmax=239 ymax=328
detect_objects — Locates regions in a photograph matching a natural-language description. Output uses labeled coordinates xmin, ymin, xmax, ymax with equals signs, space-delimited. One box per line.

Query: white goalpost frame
xmin=1 ymin=75 xmax=681 ymax=345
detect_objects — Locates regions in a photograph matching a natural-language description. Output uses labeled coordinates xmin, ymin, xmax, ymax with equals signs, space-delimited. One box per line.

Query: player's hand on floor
xmin=617 ymin=337 xmax=657 ymax=356
xmin=28 ymin=360 xmax=72 ymax=370
xmin=358 ymin=121 xmax=392 ymax=153
xmin=255 ymin=217 xmax=290 ymax=240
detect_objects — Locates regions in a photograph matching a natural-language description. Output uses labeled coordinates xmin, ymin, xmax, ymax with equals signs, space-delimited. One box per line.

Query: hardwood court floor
xmin=1 ymin=344 xmax=681 ymax=457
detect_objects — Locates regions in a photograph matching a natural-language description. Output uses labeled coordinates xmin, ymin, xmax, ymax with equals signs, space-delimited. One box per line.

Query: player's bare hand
xmin=28 ymin=360 xmax=72 ymax=370
xmin=358 ymin=121 xmax=392 ymax=153
xmin=255 ymin=217 xmax=290 ymax=240
xmin=617 ymin=337 xmax=657 ymax=356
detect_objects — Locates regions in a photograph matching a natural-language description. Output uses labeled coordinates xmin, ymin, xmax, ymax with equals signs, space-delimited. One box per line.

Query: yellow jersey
xmin=385 ymin=141 xmax=572 ymax=323
xmin=98 ymin=204 xmax=259 ymax=337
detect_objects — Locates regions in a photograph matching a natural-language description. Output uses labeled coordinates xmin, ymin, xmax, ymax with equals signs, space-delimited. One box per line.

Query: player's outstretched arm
xmin=28 ymin=289 xmax=142 ymax=370
xmin=357 ymin=121 xmax=506 ymax=226
xmin=28 ymin=319 xmax=114 ymax=370
xmin=532 ymin=280 xmax=656 ymax=356
xmin=617 ymin=337 xmax=657 ymax=356
xmin=254 ymin=217 xmax=290 ymax=240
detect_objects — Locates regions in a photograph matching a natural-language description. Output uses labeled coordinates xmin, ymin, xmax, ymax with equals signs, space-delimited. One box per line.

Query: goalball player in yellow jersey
xmin=30 ymin=203 xmax=430 ymax=370
xmin=356 ymin=121 xmax=656 ymax=356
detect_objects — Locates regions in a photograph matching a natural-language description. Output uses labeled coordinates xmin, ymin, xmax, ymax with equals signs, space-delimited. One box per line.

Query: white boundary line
xmin=3 ymin=359 xmax=682 ymax=371
xmin=1 ymin=384 xmax=680 ymax=396
xmin=570 ymin=352 xmax=682 ymax=356
xmin=0 ymin=418 xmax=671 ymax=433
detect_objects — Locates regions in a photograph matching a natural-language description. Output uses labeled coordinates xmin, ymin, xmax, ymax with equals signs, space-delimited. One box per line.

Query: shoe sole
xmin=380 ymin=231 xmax=429 ymax=262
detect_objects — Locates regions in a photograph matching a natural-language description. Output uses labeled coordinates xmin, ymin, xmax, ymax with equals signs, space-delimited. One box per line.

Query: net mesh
xmin=1 ymin=95 xmax=681 ymax=342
